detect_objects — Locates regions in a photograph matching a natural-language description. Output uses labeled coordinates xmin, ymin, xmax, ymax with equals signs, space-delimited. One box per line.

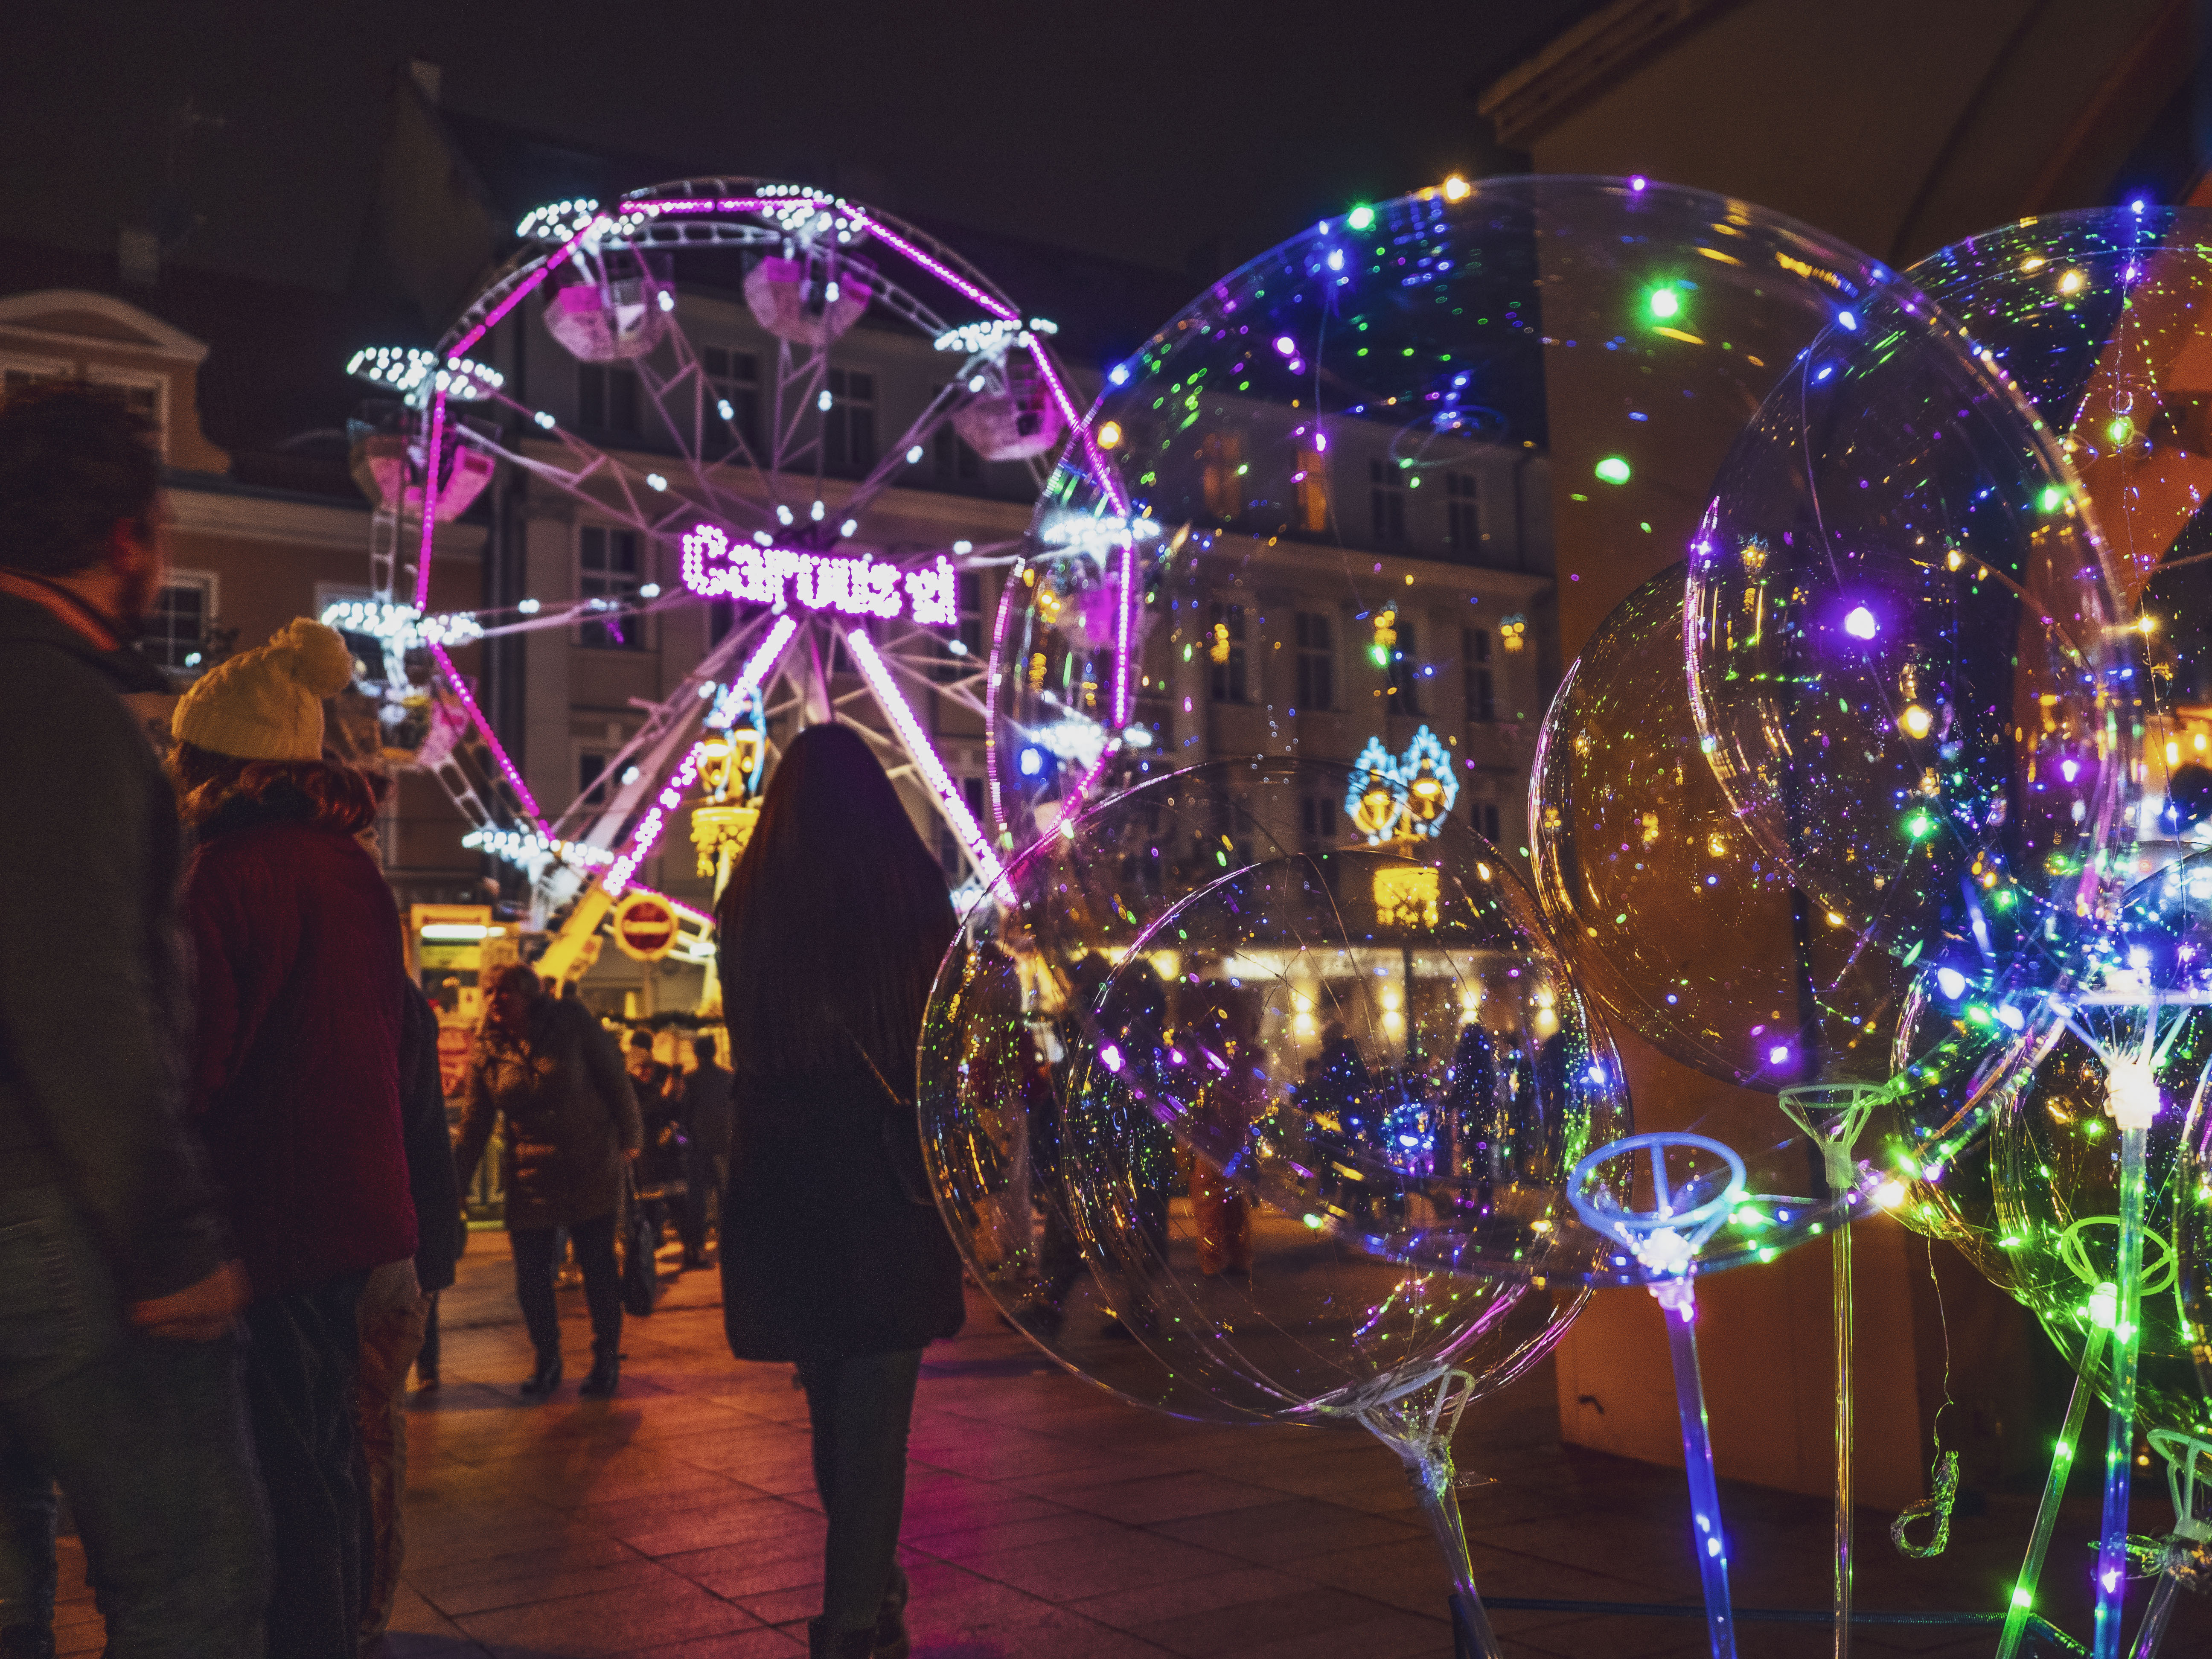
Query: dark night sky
xmin=4 ymin=0 xmax=1591 ymax=295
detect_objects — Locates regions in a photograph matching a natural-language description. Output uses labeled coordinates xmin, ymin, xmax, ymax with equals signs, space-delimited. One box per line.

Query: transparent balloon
xmin=995 ymin=176 xmax=1929 ymax=853
xmin=918 ymin=760 xmax=1586 ymax=1417
xmin=1686 ymin=268 xmax=2134 ymax=1039
xmin=1907 ymin=206 xmax=2212 ymax=882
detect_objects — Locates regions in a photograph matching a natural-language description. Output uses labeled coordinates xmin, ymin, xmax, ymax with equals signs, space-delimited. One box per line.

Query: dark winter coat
xmin=183 ymin=810 xmax=419 ymax=1298
xmin=719 ymin=1068 xmax=966 ymax=1364
xmin=0 ymin=582 xmax=230 ymax=1301
xmin=397 ymin=981 xmax=465 ymax=1292
xmin=454 ymin=997 xmax=641 ymax=1230
xmin=681 ymin=1063 xmax=734 ymax=1159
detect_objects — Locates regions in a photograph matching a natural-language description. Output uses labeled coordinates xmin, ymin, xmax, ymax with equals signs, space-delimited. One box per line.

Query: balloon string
xmin=2093 ymin=1126 xmax=2150 ymax=1659
xmin=1659 ymin=1282 xmax=1737 ymax=1659
xmin=1833 ymin=1222 xmax=1854 ymax=1659
xmin=1997 ymin=1334 xmax=2102 ymax=1659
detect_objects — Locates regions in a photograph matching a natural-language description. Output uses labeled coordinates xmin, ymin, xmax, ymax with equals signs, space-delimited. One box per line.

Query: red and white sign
xmin=611 ymin=892 xmax=681 ymax=961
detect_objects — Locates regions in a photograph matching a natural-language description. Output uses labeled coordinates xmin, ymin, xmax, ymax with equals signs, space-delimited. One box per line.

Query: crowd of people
xmin=0 ymin=384 xmax=966 ymax=1659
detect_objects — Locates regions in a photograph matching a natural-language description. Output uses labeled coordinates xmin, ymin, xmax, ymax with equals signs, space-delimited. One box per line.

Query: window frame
xmin=576 ymin=524 xmax=651 ymax=652
xmin=1292 ymin=609 xmax=1334 ymax=712
xmin=1207 ymin=600 xmax=1248 ymax=705
xmin=143 ymin=568 xmax=218 ymax=675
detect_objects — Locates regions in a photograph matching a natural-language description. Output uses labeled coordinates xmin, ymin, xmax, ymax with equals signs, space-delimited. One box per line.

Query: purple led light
xmin=850 ymin=212 xmax=1021 ymax=323
xmin=431 ymin=641 xmax=544 ymax=826
xmin=413 ymin=393 xmax=447 ymax=610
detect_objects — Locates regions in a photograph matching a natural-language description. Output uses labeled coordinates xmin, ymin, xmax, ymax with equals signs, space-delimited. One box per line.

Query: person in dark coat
xmin=716 ymin=723 xmax=963 ymax=1659
xmin=357 ymin=977 xmax=466 ymax=1647
xmin=0 ymin=383 xmax=268 ymax=1658
xmin=677 ymin=1035 xmax=733 ymax=1269
xmin=455 ymin=964 xmax=642 ymax=1399
xmin=171 ymin=618 xmax=422 ymax=1659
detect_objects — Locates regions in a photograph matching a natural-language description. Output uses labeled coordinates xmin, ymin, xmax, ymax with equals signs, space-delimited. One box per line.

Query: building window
xmin=934 ymin=572 xmax=987 ymax=681
xmin=1478 ymin=801 xmax=1501 ymax=842
xmin=1199 ymin=433 xmax=1242 ymax=523
xmin=1208 ymin=602 xmax=1246 ymax=704
xmin=1295 ymin=445 xmax=1329 ymax=533
xmin=1383 ymin=616 xmax=1420 ymax=713
xmin=143 ymin=573 xmax=214 ymax=672
xmin=934 ymin=398 xmax=982 ymax=484
xmin=1464 ymin=627 xmax=1495 ymax=722
xmin=825 ymin=369 xmax=875 ymax=474
xmin=579 ymin=526 xmax=646 ymax=650
xmin=1300 ymin=794 xmax=1339 ymax=844
xmin=1447 ymin=471 xmax=1479 ymax=554
xmin=1293 ymin=611 xmax=1333 ymax=711
xmin=578 ymin=365 xmax=640 ymax=436
xmin=578 ymin=750 xmax=611 ymax=809
xmin=1369 ymin=459 xmax=1406 ymax=545
xmin=702 ymin=346 xmax=760 ymax=451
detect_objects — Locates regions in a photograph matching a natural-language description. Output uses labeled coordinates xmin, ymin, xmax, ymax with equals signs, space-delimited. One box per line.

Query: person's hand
xmin=360 ymin=1257 xmax=424 ymax=1324
xmin=129 ymin=1260 xmax=251 ymax=1342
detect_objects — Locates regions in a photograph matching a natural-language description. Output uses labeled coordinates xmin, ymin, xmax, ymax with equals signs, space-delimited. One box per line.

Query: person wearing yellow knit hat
xmin=172 ymin=618 xmax=422 ymax=1659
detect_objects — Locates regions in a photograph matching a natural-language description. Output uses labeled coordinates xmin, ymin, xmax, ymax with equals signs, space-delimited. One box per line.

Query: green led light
xmin=1648 ymin=286 xmax=1682 ymax=320
xmin=2011 ymin=1587 xmax=2034 ymax=1609
xmin=2107 ymin=416 xmax=2133 ymax=444
xmin=1904 ymin=811 xmax=1936 ymax=840
xmin=1346 ymin=205 xmax=1375 ymax=231
xmin=2039 ymin=484 xmax=2064 ymax=512
xmin=1594 ymin=456 xmax=1633 ymax=486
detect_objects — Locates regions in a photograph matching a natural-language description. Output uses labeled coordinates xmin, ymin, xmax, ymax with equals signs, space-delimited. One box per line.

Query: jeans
xmin=0 ymin=1183 xmax=267 ymax=1657
xmin=797 ymin=1348 xmax=923 ymax=1637
xmin=242 ymin=1275 xmax=367 ymax=1659
xmin=509 ymin=1217 xmax=620 ymax=1366
xmin=677 ymin=1150 xmax=726 ymax=1260
xmin=353 ymin=1288 xmax=427 ymax=1642
xmin=414 ymin=1291 xmax=440 ymax=1382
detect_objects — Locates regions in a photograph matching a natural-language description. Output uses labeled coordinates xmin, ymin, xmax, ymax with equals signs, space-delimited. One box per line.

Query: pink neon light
xmin=430 ymin=641 xmax=544 ymax=825
xmin=680 ymin=524 xmax=955 ymax=626
xmin=452 ymin=213 xmax=608 ymax=356
xmin=845 ymin=628 xmax=1005 ymax=888
xmin=413 ymin=394 xmax=446 ymax=609
xmin=605 ymin=614 xmax=798 ymax=894
xmin=1112 ymin=538 xmax=1136 ymax=728
xmin=849 ymin=214 xmax=1020 ymax=324
xmin=712 ymin=613 xmax=802 ymax=725
xmin=983 ymin=575 xmax=1019 ymax=833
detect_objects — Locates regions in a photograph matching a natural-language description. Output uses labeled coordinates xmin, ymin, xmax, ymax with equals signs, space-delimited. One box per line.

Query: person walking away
xmin=357 ymin=977 xmax=464 ymax=1650
xmin=456 ymin=966 xmax=641 ymax=1399
xmin=170 ymin=617 xmax=422 ymax=1659
xmin=627 ymin=1031 xmax=684 ymax=1268
xmin=716 ymin=724 xmax=965 ymax=1659
xmin=1187 ymin=998 xmax=1259 ymax=1278
xmin=0 ymin=383 xmax=268 ymax=1657
xmin=677 ymin=1036 xmax=733 ymax=1269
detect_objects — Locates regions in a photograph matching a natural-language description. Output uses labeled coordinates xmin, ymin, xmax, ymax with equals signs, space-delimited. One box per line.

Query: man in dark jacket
xmin=676 ymin=1035 xmax=733 ymax=1269
xmin=0 ymin=384 xmax=268 ymax=1656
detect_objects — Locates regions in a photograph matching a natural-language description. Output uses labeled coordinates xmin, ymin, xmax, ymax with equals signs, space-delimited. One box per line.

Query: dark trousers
xmin=509 ymin=1217 xmax=620 ymax=1366
xmin=0 ymin=1183 xmax=266 ymax=1658
xmin=414 ymin=1292 xmax=440 ymax=1382
xmin=677 ymin=1150 xmax=727 ymax=1258
xmin=797 ymin=1348 xmax=923 ymax=1636
xmin=241 ymin=1273 xmax=368 ymax=1659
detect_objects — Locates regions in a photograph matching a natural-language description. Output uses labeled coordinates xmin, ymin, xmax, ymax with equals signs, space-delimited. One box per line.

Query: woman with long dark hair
xmin=716 ymin=723 xmax=963 ymax=1659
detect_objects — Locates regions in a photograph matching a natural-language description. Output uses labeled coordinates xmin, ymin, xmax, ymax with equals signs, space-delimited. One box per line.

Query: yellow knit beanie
xmin=172 ymin=617 xmax=356 ymax=761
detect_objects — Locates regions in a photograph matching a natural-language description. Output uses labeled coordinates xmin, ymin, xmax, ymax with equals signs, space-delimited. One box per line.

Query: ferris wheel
xmin=340 ymin=177 xmax=1130 ymax=944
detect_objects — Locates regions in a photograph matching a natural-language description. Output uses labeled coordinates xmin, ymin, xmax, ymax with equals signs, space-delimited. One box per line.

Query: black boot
xmin=518 ymin=1351 xmax=562 ymax=1397
xmin=579 ymin=1352 xmax=621 ymax=1399
xmin=873 ymin=1562 xmax=911 ymax=1659
xmin=806 ymin=1619 xmax=874 ymax=1659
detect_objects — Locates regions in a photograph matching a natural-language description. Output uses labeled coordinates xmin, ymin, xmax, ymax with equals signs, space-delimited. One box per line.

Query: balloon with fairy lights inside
xmin=999 ymin=174 xmax=1950 ymax=858
xmin=335 ymin=179 xmax=1095 ymax=940
xmin=920 ymin=759 xmax=1626 ymax=1655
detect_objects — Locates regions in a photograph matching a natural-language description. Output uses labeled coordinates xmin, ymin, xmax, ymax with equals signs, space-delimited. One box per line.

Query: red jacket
xmin=183 ymin=812 xmax=417 ymax=1298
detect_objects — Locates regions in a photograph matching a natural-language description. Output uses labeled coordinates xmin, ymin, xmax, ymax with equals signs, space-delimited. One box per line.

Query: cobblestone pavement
xmin=46 ymin=1237 xmax=2212 ymax=1656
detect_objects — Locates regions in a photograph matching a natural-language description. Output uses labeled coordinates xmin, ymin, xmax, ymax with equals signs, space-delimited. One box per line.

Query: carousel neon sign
xmin=679 ymin=522 xmax=956 ymax=628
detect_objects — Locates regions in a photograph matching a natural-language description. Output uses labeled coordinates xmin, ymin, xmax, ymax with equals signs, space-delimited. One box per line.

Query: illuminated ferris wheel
xmin=341 ymin=178 xmax=1121 ymax=939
